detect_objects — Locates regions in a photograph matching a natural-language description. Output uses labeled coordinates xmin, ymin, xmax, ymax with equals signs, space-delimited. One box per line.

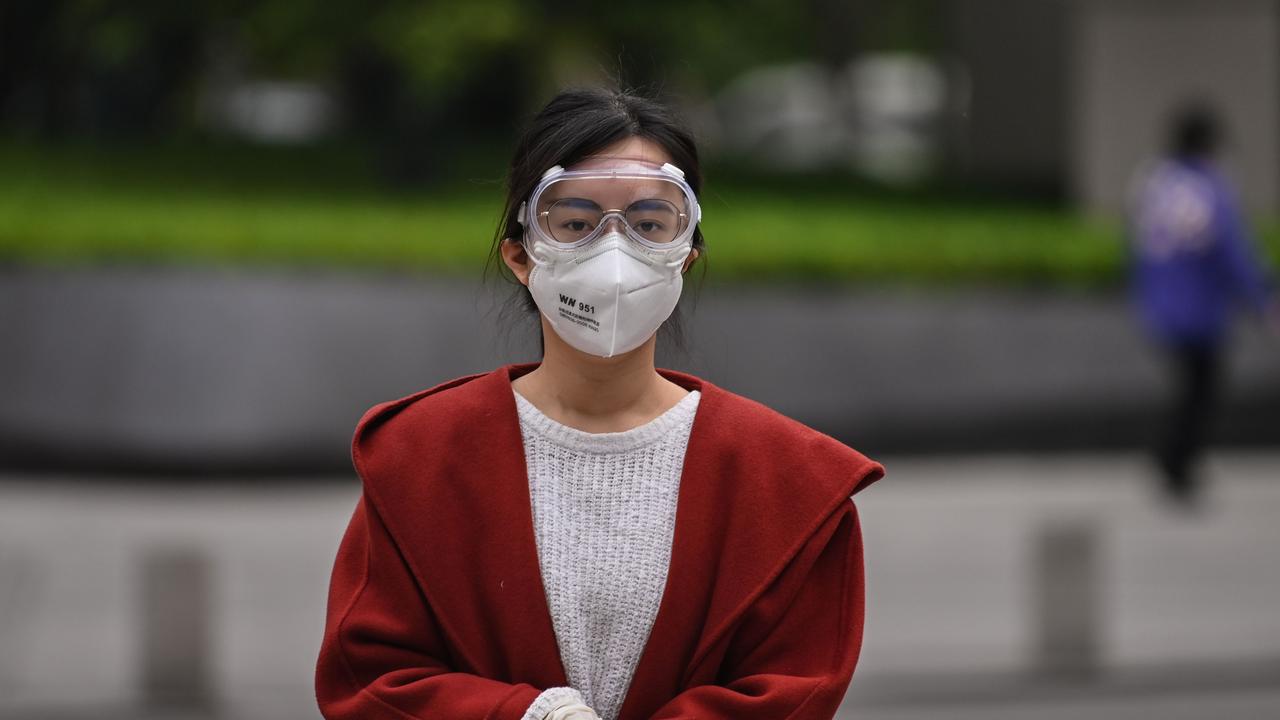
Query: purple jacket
xmin=1127 ymin=157 xmax=1272 ymax=347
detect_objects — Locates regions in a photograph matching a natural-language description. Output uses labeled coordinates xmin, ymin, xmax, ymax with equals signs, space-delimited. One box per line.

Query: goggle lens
xmin=541 ymin=197 xmax=685 ymax=245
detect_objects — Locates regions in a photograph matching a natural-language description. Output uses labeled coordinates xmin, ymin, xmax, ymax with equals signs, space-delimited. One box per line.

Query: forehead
xmin=567 ymin=136 xmax=675 ymax=171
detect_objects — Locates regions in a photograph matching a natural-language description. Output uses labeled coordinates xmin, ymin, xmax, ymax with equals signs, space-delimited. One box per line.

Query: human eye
xmin=545 ymin=197 xmax=603 ymax=242
xmin=626 ymin=199 xmax=678 ymax=241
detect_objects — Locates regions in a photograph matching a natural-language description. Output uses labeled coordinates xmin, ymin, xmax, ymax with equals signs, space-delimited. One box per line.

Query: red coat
xmin=316 ymin=362 xmax=885 ymax=720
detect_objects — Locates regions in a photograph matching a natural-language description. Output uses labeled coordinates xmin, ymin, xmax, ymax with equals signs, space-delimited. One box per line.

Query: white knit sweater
xmin=513 ymin=386 xmax=702 ymax=720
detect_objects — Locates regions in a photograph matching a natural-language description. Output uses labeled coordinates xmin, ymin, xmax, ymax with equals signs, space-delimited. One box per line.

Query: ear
xmin=500 ymin=238 xmax=533 ymax=286
xmin=681 ymin=247 xmax=700 ymax=274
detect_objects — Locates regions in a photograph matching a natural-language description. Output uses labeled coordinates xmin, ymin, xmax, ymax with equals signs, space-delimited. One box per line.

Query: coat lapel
xmin=354 ymin=363 xmax=570 ymax=690
xmin=616 ymin=366 xmax=718 ymax=720
xmin=482 ymin=364 xmax=572 ymax=688
xmin=616 ymin=367 xmax=883 ymax=720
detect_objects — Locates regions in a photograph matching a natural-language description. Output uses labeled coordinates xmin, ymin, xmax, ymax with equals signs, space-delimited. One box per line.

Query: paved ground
xmin=841 ymin=687 xmax=1280 ymax=720
xmin=2 ymin=268 xmax=1277 ymax=473
xmin=0 ymin=451 xmax=1276 ymax=719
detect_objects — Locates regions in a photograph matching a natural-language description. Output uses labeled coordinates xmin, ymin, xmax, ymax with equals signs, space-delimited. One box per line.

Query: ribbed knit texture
xmin=522 ymin=686 xmax=587 ymax=720
xmin=513 ymin=386 xmax=701 ymax=720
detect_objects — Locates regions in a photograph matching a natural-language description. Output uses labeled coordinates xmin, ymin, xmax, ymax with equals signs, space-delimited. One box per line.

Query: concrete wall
xmin=1072 ymin=0 xmax=1280 ymax=217
xmin=3 ymin=268 xmax=1279 ymax=474
xmin=945 ymin=0 xmax=1072 ymax=193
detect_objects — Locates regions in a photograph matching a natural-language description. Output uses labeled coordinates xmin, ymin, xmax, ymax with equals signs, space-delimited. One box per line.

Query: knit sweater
xmin=512 ymin=386 xmax=702 ymax=720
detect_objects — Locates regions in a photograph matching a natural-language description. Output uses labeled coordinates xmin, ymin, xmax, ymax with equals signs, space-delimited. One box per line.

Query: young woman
xmin=315 ymin=87 xmax=885 ymax=720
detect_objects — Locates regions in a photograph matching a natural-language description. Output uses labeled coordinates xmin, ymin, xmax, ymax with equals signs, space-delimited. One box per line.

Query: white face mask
xmin=526 ymin=230 xmax=691 ymax=358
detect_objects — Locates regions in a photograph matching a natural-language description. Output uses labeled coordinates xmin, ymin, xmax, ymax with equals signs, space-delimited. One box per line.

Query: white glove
xmin=545 ymin=702 xmax=600 ymax=720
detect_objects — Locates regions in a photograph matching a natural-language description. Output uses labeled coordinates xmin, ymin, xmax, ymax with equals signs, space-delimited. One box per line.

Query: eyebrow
xmin=546 ymin=197 xmax=603 ymax=211
xmin=548 ymin=196 xmax=678 ymax=213
xmin=627 ymin=198 xmax=679 ymax=213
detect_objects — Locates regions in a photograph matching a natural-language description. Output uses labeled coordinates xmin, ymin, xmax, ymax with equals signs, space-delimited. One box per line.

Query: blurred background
xmin=1 ymin=0 xmax=1278 ymax=718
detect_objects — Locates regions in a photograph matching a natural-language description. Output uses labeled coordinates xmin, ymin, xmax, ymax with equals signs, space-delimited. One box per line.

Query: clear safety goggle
xmin=518 ymin=160 xmax=702 ymax=250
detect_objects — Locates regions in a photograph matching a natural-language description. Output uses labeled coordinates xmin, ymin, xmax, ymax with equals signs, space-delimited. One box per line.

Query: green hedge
xmin=2 ymin=141 xmax=1275 ymax=286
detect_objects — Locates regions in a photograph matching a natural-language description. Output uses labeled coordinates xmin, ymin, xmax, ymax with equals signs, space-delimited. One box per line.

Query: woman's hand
xmin=545 ymin=701 xmax=601 ymax=720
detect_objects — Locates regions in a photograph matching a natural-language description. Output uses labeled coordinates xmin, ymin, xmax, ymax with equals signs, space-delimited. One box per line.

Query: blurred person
xmin=314 ymin=87 xmax=886 ymax=720
xmin=1126 ymin=103 xmax=1279 ymax=507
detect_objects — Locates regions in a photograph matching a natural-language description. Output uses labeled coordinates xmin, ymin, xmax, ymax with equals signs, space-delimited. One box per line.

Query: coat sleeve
xmin=1213 ymin=181 xmax=1273 ymax=314
xmin=315 ymin=491 xmax=546 ymax=720
xmin=647 ymin=498 xmax=867 ymax=720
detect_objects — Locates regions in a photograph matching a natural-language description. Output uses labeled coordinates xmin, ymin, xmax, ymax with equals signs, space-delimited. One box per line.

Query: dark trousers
xmin=1156 ymin=341 xmax=1222 ymax=500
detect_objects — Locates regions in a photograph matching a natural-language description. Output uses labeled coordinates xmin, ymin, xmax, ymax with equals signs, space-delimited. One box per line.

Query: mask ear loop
xmin=660 ymin=256 xmax=687 ymax=272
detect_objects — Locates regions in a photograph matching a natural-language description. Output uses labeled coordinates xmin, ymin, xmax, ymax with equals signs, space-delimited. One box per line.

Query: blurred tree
xmin=0 ymin=0 xmax=940 ymax=183
xmin=0 ymin=0 xmax=206 ymax=137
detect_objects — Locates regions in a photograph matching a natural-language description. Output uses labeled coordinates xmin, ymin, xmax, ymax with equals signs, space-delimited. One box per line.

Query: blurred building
xmin=709 ymin=0 xmax=1279 ymax=216
xmin=949 ymin=0 xmax=1278 ymax=215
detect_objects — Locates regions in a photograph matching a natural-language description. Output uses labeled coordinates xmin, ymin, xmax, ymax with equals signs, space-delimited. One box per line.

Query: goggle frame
xmin=517 ymin=161 xmax=702 ymax=251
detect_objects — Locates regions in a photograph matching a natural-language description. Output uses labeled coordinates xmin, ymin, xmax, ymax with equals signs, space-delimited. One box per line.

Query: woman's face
xmin=501 ymin=136 xmax=699 ymax=284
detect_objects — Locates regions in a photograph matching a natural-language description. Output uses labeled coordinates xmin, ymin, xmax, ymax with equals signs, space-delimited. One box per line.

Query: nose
xmin=600 ymin=213 xmax=628 ymax=234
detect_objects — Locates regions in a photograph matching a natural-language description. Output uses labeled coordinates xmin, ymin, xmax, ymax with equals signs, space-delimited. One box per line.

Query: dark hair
xmin=1169 ymin=102 xmax=1220 ymax=159
xmin=483 ymin=86 xmax=708 ymax=357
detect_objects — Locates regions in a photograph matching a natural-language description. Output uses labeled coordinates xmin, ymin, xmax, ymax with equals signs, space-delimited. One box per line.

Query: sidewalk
xmin=0 ymin=451 xmax=1277 ymax=719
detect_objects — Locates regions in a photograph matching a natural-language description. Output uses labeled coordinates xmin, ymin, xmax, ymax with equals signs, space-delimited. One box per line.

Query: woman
xmin=315 ymin=87 xmax=885 ymax=720
xmin=1126 ymin=104 xmax=1278 ymax=507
